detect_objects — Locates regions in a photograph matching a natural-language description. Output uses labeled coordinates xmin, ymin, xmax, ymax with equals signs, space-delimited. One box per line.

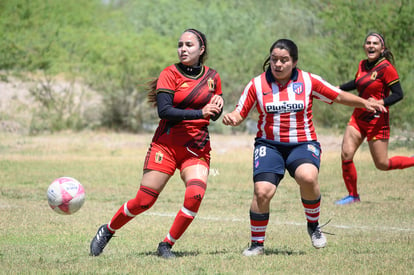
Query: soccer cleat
xmin=90 ymin=224 xmax=114 ymax=256
xmin=157 ymin=242 xmax=176 ymax=259
xmin=307 ymin=225 xmax=327 ymax=249
xmin=242 ymin=241 xmax=264 ymax=256
xmin=335 ymin=195 xmax=360 ymax=205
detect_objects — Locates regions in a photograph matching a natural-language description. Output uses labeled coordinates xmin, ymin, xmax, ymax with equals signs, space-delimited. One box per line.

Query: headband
xmin=186 ymin=30 xmax=205 ymax=48
xmin=366 ymin=32 xmax=385 ymax=47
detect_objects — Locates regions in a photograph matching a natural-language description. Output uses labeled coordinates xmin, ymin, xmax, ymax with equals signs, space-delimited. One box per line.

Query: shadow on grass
xmin=134 ymin=247 xmax=305 ymax=258
xmin=262 ymin=247 xmax=306 ymax=256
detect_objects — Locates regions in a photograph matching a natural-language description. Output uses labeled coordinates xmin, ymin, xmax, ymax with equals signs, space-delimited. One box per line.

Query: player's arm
xmin=382 ymin=82 xmax=403 ymax=107
xmin=223 ymin=78 xmax=256 ymax=126
xmin=157 ymin=92 xmax=222 ymax=121
xmin=334 ymin=91 xmax=387 ymax=113
xmin=339 ymin=80 xmax=356 ymax=91
xmin=157 ymin=92 xmax=203 ymax=121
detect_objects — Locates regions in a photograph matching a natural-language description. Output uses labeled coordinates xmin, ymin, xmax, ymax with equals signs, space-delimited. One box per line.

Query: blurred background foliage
xmin=0 ymin=0 xmax=413 ymax=135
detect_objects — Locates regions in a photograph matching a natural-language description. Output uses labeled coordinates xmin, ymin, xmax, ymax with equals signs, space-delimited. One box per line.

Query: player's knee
xmin=127 ymin=186 xmax=159 ymax=214
xmin=375 ymin=161 xmax=389 ymax=171
xmin=184 ymin=179 xmax=206 ymax=212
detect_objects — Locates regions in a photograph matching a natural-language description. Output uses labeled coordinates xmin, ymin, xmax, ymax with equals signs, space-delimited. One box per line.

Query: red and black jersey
xmin=354 ymin=57 xmax=399 ymax=110
xmin=350 ymin=57 xmax=399 ymax=124
xmin=153 ymin=64 xmax=222 ymax=149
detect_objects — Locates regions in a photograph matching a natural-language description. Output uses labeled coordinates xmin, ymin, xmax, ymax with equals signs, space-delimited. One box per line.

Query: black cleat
xmin=90 ymin=224 xmax=114 ymax=256
xmin=157 ymin=242 xmax=176 ymax=259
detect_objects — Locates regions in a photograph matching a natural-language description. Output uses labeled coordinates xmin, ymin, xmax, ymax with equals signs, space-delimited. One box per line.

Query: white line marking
xmin=143 ymin=212 xmax=414 ymax=233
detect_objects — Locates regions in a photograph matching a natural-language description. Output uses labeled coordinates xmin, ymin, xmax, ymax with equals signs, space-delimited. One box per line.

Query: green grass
xmin=0 ymin=131 xmax=413 ymax=274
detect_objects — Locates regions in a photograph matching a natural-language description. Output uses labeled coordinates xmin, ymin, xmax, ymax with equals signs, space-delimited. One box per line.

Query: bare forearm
xmin=334 ymin=92 xmax=367 ymax=108
xmin=334 ymin=92 xmax=387 ymax=113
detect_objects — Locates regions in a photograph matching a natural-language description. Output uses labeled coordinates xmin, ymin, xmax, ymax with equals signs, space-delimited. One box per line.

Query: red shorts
xmin=143 ymin=141 xmax=211 ymax=175
xmin=348 ymin=111 xmax=390 ymax=141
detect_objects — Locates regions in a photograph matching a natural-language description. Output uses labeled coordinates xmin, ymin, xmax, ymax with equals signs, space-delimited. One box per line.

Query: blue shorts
xmin=253 ymin=138 xmax=321 ymax=180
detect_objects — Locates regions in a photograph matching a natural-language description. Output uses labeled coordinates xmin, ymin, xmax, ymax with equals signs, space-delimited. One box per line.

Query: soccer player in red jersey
xmin=335 ymin=32 xmax=414 ymax=205
xmin=90 ymin=29 xmax=224 ymax=259
xmin=223 ymin=39 xmax=386 ymax=256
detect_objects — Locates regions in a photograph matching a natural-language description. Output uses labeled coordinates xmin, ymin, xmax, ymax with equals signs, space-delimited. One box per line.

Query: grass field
xmin=0 ymin=131 xmax=413 ymax=274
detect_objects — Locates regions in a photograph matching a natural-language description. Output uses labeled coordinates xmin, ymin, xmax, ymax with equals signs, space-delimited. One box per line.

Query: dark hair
xmin=262 ymin=39 xmax=298 ymax=71
xmin=365 ymin=32 xmax=394 ymax=64
xmin=147 ymin=28 xmax=208 ymax=106
xmin=184 ymin=28 xmax=208 ymax=64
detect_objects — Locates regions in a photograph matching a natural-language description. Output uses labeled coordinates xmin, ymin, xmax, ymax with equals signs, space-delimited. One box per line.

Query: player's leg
xmin=295 ymin=163 xmax=326 ymax=248
xmin=90 ymin=170 xmax=170 ymax=256
xmin=90 ymin=142 xmax=174 ymax=256
xmin=369 ymin=139 xmax=414 ymax=170
xmin=288 ymin=141 xmax=326 ymax=249
xmin=336 ymin=125 xmax=364 ymax=204
xmin=243 ymin=141 xmax=283 ymax=256
xmin=157 ymin=148 xmax=210 ymax=259
xmin=108 ymin=170 xmax=170 ymax=231
xmin=242 ymin=178 xmax=278 ymax=256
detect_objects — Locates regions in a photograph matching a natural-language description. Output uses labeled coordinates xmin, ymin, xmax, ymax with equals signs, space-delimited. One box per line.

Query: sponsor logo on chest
xmin=265 ymin=100 xmax=304 ymax=114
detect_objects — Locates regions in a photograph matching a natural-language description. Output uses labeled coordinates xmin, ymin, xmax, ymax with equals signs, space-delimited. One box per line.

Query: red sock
xmin=249 ymin=211 xmax=269 ymax=244
xmin=302 ymin=197 xmax=321 ymax=224
xmin=108 ymin=186 xmax=159 ymax=231
xmin=163 ymin=179 xmax=206 ymax=245
xmin=163 ymin=209 xmax=194 ymax=245
xmin=388 ymin=156 xmax=414 ymax=170
xmin=342 ymin=160 xmax=358 ymax=197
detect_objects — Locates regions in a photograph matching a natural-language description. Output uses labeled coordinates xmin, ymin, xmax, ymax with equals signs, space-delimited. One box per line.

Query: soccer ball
xmin=47 ymin=177 xmax=85 ymax=215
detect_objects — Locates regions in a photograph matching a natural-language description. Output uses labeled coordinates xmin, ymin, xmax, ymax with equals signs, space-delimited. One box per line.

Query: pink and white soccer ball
xmin=47 ymin=177 xmax=85 ymax=215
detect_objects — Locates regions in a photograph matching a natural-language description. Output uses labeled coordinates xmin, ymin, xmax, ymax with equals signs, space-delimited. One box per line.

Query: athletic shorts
xmin=253 ymin=138 xmax=321 ymax=179
xmin=143 ymin=141 xmax=211 ymax=175
xmin=348 ymin=111 xmax=390 ymax=141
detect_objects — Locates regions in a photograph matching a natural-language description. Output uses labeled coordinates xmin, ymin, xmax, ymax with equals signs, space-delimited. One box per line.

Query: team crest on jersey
xmin=370 ymin=71 xmax=378 ymax=80
xmin=293 ymin=83 xmax=304 ymax=95
xmin=155 ymin=151 xmax=163 ymax=164
xmin=207 ymin=78 xmax=215 ymax=91
xmin=307 ymin=144 xmax=320 ymax=157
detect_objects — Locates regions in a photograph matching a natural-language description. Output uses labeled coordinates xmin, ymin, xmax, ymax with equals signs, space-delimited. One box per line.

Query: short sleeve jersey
xmin=153 ymin=64 xmax=222 ymax=148
xmin=236 ymin=68 xmax=340 ymax=143
xmin=354 ymin=57 xmax=399 ymax=113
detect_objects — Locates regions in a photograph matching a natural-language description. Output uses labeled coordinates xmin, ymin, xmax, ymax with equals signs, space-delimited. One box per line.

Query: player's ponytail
xmin=147 ymin=78 xmax=158 ymax=107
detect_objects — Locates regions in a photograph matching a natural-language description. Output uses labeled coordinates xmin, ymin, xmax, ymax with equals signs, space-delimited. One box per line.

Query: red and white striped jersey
xmin=236 ymin=68 xmax=341 ymax=143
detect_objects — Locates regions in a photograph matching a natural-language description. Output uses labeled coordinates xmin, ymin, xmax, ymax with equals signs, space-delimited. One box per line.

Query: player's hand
xmin=222 ymin=110 xmax=244 ymax=126
xmin=202 ymin=102 xmax=222 ymax=118
xmin=365 ymin=100 xmax=387 ymax=113
xmin=210 ymin=94 xmax=224 ymax=109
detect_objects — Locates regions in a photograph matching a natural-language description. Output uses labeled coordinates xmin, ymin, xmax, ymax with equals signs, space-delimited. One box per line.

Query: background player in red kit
xmin=90 ymin=28 xmax=223 ymax=259
xmin=223 ymin=39 xmax=386 ymax=256
xmin=335 ymin=32 xmax=414 ymax=205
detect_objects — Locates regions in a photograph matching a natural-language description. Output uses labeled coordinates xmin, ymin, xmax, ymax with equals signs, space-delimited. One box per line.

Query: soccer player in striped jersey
xmin=335 ymin=32 xmax=414 ymax=205
xmin=223 ymin=38 xmax=386 ymax=256
xmin=90 ymin=29 xmax=224 ymax=259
